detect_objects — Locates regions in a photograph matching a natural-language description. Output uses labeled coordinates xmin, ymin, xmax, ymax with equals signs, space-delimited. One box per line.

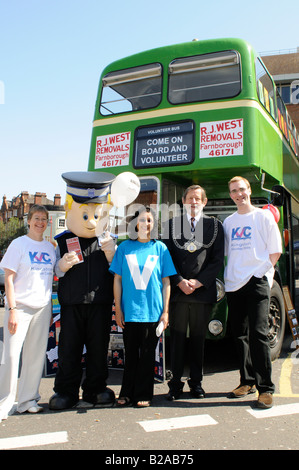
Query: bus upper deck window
xmin=100 ymin=63 xmax=162 ymax=115
xmin=256 ymin=58 xmax=277 ymax=121
xmin=168 ymin=51 xmax=241 ymax=104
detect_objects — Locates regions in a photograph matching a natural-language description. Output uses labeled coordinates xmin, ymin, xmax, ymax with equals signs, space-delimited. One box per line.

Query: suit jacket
xmin=163 ymin=213 xmax=224 ymax=304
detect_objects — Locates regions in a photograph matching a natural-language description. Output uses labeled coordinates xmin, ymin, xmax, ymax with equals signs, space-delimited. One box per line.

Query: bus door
xmin=272 ymin=185 xmax=299 ymax=312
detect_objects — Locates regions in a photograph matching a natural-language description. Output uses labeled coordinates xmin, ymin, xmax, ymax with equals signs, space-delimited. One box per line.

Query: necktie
xmin=190 ymin=217 xmax=195 ymax=233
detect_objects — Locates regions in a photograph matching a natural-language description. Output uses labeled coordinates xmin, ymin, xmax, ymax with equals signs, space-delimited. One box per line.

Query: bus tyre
xmin=268 ymin=280 xmax=285 ymax=361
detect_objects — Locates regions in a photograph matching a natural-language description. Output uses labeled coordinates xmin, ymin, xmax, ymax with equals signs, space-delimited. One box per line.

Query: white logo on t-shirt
xmin=125 ymin=254 xmax=159 ymax=290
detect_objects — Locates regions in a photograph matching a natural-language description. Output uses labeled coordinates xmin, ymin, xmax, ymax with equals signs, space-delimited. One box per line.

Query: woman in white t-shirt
xmin=0 ymin=205 xmax=56 ymax=422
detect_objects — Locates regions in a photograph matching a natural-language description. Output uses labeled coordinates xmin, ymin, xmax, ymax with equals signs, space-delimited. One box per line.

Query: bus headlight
xmin=208 ymin=320 xmax=223 ymax=336
xmin=216 ymin=279 xmax=225 ymax=302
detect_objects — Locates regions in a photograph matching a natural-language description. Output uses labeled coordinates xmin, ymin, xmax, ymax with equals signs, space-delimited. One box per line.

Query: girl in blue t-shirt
xmin=109 ymin=207 xmax=176 ymax=407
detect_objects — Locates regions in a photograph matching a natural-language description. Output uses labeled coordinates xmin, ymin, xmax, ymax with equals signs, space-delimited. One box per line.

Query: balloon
xmin=111 ymin=172 xmax=140 ymax=208
xmin=262 ymin=204 xmax=280 ymax=223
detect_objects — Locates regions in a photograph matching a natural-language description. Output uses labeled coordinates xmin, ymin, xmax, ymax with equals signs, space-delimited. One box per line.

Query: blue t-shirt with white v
xmin=109 ymin=239 xmax=176 ymax=323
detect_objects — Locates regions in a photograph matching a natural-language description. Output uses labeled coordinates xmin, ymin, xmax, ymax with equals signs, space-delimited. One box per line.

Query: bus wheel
xmin=268 ymin=280 xmax=285 ymax=361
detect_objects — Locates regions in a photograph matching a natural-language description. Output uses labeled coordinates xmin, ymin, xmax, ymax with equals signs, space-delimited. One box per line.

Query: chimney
xmin=54 ymin=194 xmax=61 ymax=206
xmin=21 ymin=191 xmax=29 ymax=202
xmin=2 ymin=195 xmax=8 ymax=210
xmin=34 ymin=192 xmax=42 ymax=205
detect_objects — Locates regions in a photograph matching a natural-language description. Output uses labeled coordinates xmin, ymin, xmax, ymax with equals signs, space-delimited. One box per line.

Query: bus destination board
xmin=134 ymin=121 xmax=194 ymax=168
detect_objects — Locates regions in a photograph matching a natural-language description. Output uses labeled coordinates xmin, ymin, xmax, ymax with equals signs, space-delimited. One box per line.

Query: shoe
xmin=116 ymin=397 xmax=132 ymax=407
xmin=49 ymin=393 xmax=78 ymax=410
xmin=228 ymin=384 xmax=257 ymax=398
xmin=256 ymin=393 xmax=273 ymax=409
xmin=83 ymin=387 xmax=115 ymax=407
xmin=27 ymin=405 xmax=44 ymax=414
xmin=166 ymin=388 xmax=183 ymax=401
xmin=190 ymin=385 xmax=205 ymax=399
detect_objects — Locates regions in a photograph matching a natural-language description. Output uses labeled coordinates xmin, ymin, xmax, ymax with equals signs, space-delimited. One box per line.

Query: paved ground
xmin=0 ymin=307 xmax=299 ymax=452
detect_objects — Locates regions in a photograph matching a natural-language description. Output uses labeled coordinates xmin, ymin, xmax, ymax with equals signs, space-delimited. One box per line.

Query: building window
xmin=277 ymin=84 xmax=291 ymax=104
xmin=58 ymin=218 xmax=65 ymax=228
xmin=291 ymin=81 xmax=299 ymax=105
xmin=276 ymin=82 xmax=299 ymax=105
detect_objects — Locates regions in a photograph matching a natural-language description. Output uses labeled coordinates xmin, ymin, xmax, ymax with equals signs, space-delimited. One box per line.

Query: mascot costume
xmin=49 ymin=170 xmax=140 ymax=410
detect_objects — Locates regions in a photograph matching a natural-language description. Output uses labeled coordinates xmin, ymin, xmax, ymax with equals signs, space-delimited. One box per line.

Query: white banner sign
xmin=95 ymin=132 xmax=131 ymax=169
xmin=200 ymin=118 xmax=243 ymax=158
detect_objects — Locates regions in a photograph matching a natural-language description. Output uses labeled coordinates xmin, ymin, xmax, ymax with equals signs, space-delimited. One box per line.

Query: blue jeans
xmin=226 ymin=276 xmax=275 ymax=394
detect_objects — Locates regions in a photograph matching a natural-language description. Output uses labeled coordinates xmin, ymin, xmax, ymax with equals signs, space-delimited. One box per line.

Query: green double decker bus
xmin=87 ymin=38 xmax=299 ymax=360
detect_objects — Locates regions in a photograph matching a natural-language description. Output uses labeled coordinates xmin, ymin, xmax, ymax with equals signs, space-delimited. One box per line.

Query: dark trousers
xmin=120 ymin=322 xmax=158 ymax=403
xmin=54 ymin=303 xmax=112 ymax=400
xmin=168 ymin=301 xmax=212 ymax=390
xmin=226 ymin=276 xmax=275 ymax=394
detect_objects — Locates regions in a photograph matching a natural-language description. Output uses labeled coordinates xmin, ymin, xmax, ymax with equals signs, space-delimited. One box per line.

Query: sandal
xmin=136 ymin=400 xmax=151 ymax=408
xmin=116 ymin=397 xmax=132 ymax=407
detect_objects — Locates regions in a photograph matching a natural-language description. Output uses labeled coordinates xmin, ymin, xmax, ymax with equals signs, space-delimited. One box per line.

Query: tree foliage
xmin=0 ymin=218 xmax=27 ymax=255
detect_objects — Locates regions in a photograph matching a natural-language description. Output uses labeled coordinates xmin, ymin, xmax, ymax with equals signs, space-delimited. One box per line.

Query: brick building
xmin=0 ymin=191 xmax=66 ymax=244
xmin=262 ymin=48 xmax=299 ymax=130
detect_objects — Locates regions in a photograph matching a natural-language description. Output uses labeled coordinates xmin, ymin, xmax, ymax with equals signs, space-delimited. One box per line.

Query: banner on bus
xmin=200 ymin=118 xmax=243 ymax=158
xmin=95 ymin=132 xmax=131 ymax=169
xmin=134 ymin=121 xmax=194 ymax=168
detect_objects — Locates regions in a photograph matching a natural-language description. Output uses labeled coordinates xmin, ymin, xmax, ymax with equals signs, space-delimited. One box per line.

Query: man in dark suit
xmin=163 ymin=185 xmax=224 ymax=400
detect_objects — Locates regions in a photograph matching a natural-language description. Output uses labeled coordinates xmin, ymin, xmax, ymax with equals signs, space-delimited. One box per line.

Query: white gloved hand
xmin=100 ymin=234 xmax=116 ymax=263
xmin=58 ymin=251 xmax=80 ymax=272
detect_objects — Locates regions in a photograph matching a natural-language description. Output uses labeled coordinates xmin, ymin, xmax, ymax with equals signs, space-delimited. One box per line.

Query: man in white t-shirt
xmin=223 ymin=176 xmax=282 ymax=409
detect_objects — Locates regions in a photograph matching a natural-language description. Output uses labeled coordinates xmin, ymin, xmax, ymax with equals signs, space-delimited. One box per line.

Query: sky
xmin=1 ymin=0 xmax=298 ymax=203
